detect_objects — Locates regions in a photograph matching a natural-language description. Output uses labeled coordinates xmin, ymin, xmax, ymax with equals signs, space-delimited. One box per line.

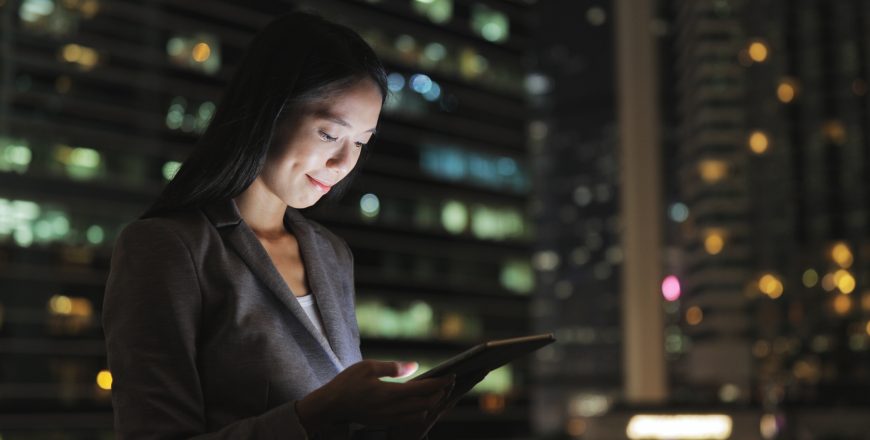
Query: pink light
xmin=662 ymin=275 xmax=681 ymax=301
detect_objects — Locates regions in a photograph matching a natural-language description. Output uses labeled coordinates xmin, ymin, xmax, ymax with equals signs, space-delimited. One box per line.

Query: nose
xmin=326 ymin=139 xmax=357 ymax=175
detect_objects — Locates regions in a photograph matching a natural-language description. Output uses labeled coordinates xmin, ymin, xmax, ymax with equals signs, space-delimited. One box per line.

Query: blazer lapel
xmin=202 ymin=200 xmax=344 ymax=371
xmin=284 ymin=208 xmax=356 ymax=369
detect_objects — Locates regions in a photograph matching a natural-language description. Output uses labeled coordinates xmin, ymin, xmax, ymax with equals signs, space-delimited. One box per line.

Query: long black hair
xmin=143 ymin=11 xmax=388 ymax=218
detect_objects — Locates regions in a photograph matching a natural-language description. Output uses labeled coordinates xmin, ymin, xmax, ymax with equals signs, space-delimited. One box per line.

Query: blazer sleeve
xmin=102 ymin=219 xmax=313 ymax=440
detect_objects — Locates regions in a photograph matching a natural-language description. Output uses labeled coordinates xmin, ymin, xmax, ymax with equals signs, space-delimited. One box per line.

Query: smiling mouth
xmin=307 ymin=175 xmax=333 ymax=193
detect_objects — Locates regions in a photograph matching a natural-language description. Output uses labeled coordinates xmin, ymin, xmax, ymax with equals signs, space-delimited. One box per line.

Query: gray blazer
xmin=102 ymin=199 xmax=364 ymax=439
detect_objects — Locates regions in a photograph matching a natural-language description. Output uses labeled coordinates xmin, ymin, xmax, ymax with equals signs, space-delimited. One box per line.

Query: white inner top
xmin=296 ymin=293 xmax=327 ymax=341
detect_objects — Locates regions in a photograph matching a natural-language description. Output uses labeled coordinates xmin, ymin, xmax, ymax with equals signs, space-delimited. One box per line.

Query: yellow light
xmin=80 ymin=0 xmax=99 ymax=18
xmin=704 ymin=231 xmax=725 ymax=255
xmin=748 ymin=41 xmax=769 ymax=62
xmin=748 ymin=131 xmax=769 ymax=154
xmin=49 ymin=295 xmax=73 ymax=315
xmin=802 ymin=269 xmax=818 ymax=288
xmin=758 ymin=273 xmax=784 ymax=299
xmin=833 ymin=295 xmax=852 ymax=315
xmin=698 ymin=159 xmax=728 ymax=183
xmin=686 ymin=306 xmax=703 ymax=326
xmin=62 ymin=44 xmax=83 ymax=62
xmin=192 ymin=42 xmax=211 ymax=62
xmin=831 ymin=242 xmax=853 ymax=268
xmin=77 ymin=47 xmax=98 ymax=69
xmin=822 ymin=120 xmax=847 ymax=145
xmin=626 ymin=415 xmax=732 ymax=440
xmin=96 ymin=370 xmax=112 ymax=390
xmin=863 ymin=292 xmax=870 ymax=311
xmin=777 ymin=79 xmax=797 ymax=103
xmin=834 ymin=270 xmax=855 ymax=294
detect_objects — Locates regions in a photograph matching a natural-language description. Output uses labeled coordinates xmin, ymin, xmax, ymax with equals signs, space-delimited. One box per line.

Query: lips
xmin=306 ymin=175 xmax=333 ymax=193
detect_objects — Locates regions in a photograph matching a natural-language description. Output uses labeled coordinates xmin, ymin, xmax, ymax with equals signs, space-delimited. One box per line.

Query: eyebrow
xmin=313 ymin=109 xmax=378 ymax=134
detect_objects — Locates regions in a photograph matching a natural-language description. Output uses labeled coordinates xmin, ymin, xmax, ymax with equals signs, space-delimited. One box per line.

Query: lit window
xmin=668 ymin=203 xmax=689 ymax=222
xmin=166 ymin=34 xmax=221 ymax=75
xmin=411 ymin=0 xmax=452 ymax=25
xmin=777 ymin=78 xmax=798 ymax=103
xmin=703 ymin=229 xmax=725 ymax=255
xmin=500 ymin=259 xmax=533 ymax=294
xmin=698 ymin=159 xmax=727 ymax=183
xmin=162 ymin=160 xmax=181 ymax=181
xmin=748 ymin=131 xmax=769 ymax=154
xmin=59 ymin=43 xmax=99 ymax=71
xmin=747 ymin=40 xmax=769 ymax=63
xmin=0 ymin=139 xmax=32 ymax=174
xmin=96 ymin=370 xmax=112 ymax=390
xmin=441 ymin=200 xmax=468 ymax=234
xmin=471 ymin=4 xmax=509 ymax=43
xmin=54 ymin=145 xmax=103 ymax=180
xmin=359 ymin=193 xmax=380 ymax=219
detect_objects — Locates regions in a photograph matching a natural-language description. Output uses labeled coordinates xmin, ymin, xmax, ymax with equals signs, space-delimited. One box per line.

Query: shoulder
xmin=114 ymin=210 xmax=211 ymax=255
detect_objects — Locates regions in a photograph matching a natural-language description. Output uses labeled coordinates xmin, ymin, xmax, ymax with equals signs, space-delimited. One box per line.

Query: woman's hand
xmin=389 ymin=369 xmax=490 ymax=440
xmin=295 ymin=360 xmax=454 ymax=435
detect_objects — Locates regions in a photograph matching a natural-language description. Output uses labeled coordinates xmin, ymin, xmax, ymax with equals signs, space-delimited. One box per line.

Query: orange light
xmin=192 ymin=42 xmax=211 ymax=62
xmin=704 ymin=230 xmax=725 ymax=255
xmin=748 ymin=41 xmax=769 ymax=62
xmin=686 ymin=306 xmax=703 ymax=325
xmin=479 ymin=393 xmax=505 ymax=414
xmin=699 ymin=159 xmax=728 ymax=183
xmin=748 ymin=131 xmax=769 ymax=154
xmin=777 ymin=79 xmax=798 ymax=103
xmin=822 ymin=120 xmax=847 ymax=145
xmin=833 ymin=295 xmax=852 ymax=316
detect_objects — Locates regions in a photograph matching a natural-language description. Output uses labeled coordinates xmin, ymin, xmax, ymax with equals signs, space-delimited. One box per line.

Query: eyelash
xmin=318 ymin=130 xmax=366 ymax=148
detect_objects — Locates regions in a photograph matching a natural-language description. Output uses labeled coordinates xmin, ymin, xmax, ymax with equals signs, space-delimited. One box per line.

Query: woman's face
xmin=259 ymin=78 xmax=383 ymax=209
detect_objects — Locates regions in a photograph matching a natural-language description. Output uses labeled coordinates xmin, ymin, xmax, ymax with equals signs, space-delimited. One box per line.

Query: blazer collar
xmin=201 ymin=199 xmax=353 ymax=371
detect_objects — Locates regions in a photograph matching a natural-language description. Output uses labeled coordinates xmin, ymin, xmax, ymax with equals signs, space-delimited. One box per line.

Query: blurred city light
xmin=626 ymin=415 xmax=732 ymax=440
xmin=662 ymin=275 xmax=681 ymax=302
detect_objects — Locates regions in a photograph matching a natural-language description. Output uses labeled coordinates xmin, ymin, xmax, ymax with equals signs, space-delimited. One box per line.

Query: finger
xmin=365 ymin=360 xmax=418 ymax=378
xmin=382 ymin=376 xmax=453 ymax=398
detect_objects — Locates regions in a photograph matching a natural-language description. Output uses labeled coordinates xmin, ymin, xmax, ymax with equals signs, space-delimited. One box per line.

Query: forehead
xmin=305 ymin=79 xmax=383 ymax=127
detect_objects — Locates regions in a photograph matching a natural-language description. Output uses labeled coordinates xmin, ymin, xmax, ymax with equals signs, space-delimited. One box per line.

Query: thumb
xmin=368 ymin=360 xmax=418 ymax=378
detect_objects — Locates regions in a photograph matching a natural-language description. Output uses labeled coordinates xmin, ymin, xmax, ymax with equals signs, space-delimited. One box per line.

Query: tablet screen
xmin=412 ymin=333 xmax=556 ymax=381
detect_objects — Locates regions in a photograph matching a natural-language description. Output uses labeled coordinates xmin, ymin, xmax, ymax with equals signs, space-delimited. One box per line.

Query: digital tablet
xmin=412 ymin=333 xmax=556 ymax=381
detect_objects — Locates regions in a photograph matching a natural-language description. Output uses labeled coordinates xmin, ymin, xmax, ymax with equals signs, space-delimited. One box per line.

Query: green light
xmin=162 ymin=161 xmax=181 ymax=181
xmin=500 ymin=260 xmax=534 ymax=294
xmin=441 ymin=200 xmax=467 ymax=234
xmin=69 ymin=147 xmax=100 ymax=168
xmin=1 ymin=143 xmax=32 ymax=173
xmin=471 ymin=5 xmax=509 ymax=43
xmin=12 ymin=200 xmax=40 ymax=220
xmin=50 ymin=213 xmax=70 ymax=236
xmin=471 ymin=366 xmax=512 ymax=394
xmin=34 ymin=220 xmax=53 ymax=240
xmin=13 ymin=225 xmax=34 ymax=247
xmin=359 ymin=193 xmax=380 ymax=218
xmin=86 ymin=225 xmax=104 ymax=245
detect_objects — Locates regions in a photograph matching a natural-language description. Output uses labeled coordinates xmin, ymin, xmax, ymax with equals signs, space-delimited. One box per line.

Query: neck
xmin=233 ymin=178 xmax=288 ymax=239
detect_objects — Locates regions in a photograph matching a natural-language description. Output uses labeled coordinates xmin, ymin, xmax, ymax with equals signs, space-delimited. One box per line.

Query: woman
xmin=103 ymin=11 xmax=483 ymax=439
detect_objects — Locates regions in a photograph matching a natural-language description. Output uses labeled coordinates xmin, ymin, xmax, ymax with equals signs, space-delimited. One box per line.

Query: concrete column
xmin=614 ymin=0 xmax=668 ymax=403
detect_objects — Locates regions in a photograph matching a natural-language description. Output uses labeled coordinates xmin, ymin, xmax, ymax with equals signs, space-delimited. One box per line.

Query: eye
xmin=354 ymin=141 xmax=367 ymax=149
xmin=318 ymin=130 xmax=337 ymax=142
